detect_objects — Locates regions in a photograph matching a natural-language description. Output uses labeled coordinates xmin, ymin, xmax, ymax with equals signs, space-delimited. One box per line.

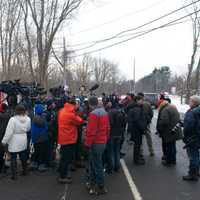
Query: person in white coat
xmin=1 ymin=105 xmax=31 ymax=180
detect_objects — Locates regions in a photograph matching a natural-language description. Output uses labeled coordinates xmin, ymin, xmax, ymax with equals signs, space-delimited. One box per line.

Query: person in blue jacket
xmin=183 ymin=95 xmax=200 ymax=181
xmin=31 ymin=104 xmax=49 ymax=172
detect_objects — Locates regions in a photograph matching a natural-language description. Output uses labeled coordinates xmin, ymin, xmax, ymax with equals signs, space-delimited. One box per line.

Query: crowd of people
xmin=0 ymin=91 xmax=200 ymax=196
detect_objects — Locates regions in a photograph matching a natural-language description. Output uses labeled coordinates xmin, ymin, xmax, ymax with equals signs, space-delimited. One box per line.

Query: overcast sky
xmin=57 ymin=0 xmax=194 ymax=80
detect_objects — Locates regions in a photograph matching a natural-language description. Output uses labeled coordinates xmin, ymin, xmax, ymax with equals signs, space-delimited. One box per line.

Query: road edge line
xmin=120 ymin=159 xmax=143 ymax=200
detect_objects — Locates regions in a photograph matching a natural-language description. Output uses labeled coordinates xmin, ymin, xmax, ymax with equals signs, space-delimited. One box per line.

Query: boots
xmin=183 ymin=168 xmax=199 ymax=181
xmin=21 ymin=160 xmax=28 ymax=176
xmin=11 ymin=159 xmax=18 ymax=180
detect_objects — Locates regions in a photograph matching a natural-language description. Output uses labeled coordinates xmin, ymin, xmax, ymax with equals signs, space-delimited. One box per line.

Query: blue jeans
xmin=10 ymin=150 xmax=27 ymax=162
xmin=107 ymin=138 xmax=121 ymax=171
xmin=187 ymin=147 xmax=200 ymax=170
xmin=88 ymin=144 xmax=106 ymax=187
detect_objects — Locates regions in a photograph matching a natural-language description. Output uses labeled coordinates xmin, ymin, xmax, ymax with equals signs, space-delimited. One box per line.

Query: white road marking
xmin=120 ymin=159 xmax=143 ymax=200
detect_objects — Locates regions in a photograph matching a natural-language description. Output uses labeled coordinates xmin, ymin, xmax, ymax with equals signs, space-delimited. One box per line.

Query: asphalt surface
xmin=0 ymin=112 xmax=200 ymax=200
xmin=124 ymin=114 xmax=200 ymax=200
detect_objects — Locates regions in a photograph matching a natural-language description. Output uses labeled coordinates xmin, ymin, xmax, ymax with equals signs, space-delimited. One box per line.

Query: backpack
xmin=115 ymin=109 xmax=126 ymax=127
xmin=33 ymin=115 xmax=45 ymax=128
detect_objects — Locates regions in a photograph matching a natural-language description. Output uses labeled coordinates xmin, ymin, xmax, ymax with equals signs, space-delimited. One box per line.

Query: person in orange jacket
xmin=57 ymin=99 xmax=84 ymax=184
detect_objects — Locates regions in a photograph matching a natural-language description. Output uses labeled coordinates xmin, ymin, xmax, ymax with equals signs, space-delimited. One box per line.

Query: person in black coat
xmin=106 ymin=104 xmax=126 ymax=172
xmin=128 ymin=96 xmax=148 ymax=165
xmin=0 ymin=104 xmax=10 ymax=173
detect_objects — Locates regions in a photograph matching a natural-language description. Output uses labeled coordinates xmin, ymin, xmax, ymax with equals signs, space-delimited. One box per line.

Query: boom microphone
xmin=89 ymin=84 xmax=99 ymax=92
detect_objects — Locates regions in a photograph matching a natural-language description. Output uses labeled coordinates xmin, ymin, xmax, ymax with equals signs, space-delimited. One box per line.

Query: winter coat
xmin=45 ymin=108 xmax=58 ymax=142
xmin=85 ymin=107 xmax=110 ymax=147
xmin=31 ymin=104 xmax=48 ymax=144
xmin=143 ymin=101 xmax=154 ymax=124
xmin=58 ymin=103 xmax=83 ymax=145
xmin=109 ymin=108 xmax=126 ymax=138
xmin=184 ymin=106 xmax=200 ymax=148
xmin=157 ymin=103 xmax=180 ymax=143
xmin=2 ymin=115 xmax=31 ymax=153
xmin=0 ymin=111 xmax=10 ymax=142
xmin=128 ymin=103 xmax=148 ymax=144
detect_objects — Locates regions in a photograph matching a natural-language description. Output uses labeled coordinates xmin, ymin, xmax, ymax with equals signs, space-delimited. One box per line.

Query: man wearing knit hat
xmin=183 ymin=95 xmax=200 ymax=181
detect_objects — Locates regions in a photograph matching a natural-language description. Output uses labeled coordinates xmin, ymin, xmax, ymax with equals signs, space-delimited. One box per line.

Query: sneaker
xmin=183 ymin=174 xmax=198 ymax=182
xmin=95 ymin=186 xmax=108 ymax=195
xmin=88 ymin=186 xmax=96 ymax=195
xmin=134 ymin=159 xmax=145 ymax=165
xmin=58 ymin=177 xmax=72 ymax=184
xmin=162 ymin=160 xmax=176 ymax=167
xmin=38 ymin=165 xmax=48 ymax=172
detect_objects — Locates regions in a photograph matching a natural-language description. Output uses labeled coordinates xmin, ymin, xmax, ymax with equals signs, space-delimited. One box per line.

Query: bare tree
xmin=20 ymin=0 xmax=83 ymax=88
xmin=92 ymin=57 xmax=114 ymax=91
xmin=186 ymin=0 xmax=200 ymax=101
xmin=74 ymin=55 xmax=93 ymax=87
xmin=0 ymin=0 xmax=22 ymax=80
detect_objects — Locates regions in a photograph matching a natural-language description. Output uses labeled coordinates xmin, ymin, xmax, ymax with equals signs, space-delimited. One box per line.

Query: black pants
xmin=0 ymin=150 xmax=4 ymax=173
xmin=33 ymin=141 xmax=48 ymax=166
xmin=162 ymin=140 xmax=176 ymax=163
xmin=133 ymin=144 xmax=142 ymax=162
xmin=74 ymin=128 xmax=82 ymax=162
xmin=132 ymin=130 xmax=143 ymax=162
xmin=59 ymin=144 xmax=75 ymax=179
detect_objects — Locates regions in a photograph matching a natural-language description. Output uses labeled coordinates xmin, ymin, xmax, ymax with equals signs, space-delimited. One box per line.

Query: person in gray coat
xmin=156 ymin=99 xmax=181 ymax=166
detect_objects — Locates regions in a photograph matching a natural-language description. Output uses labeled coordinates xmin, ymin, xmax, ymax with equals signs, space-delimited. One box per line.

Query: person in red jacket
xmin=58 ymin=99 xmax=83 ymax=184
xmin=85 ymin=97 xmax=110 ymax=195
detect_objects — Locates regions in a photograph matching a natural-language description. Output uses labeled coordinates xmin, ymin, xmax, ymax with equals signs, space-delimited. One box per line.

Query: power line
xmin=68 ymin=19 xmax=190 ymax=52
xmin=68 ymin=9 xmax=199 ymax=58
xmin=54 ymin=0 xmax=199 ymax=52
xmin=71 ymin=0 xmax=167 ymax=36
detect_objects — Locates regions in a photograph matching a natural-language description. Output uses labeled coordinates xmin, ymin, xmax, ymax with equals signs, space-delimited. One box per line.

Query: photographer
xmin=156 ymin=99 xmax=181 ymax=166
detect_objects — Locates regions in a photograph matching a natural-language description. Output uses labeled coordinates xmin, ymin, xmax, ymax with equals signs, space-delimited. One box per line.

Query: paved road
xmin=0 ymin=114 xmax=200 ymax=200
xmin=124 ymin=115 xmax=200 ymax=200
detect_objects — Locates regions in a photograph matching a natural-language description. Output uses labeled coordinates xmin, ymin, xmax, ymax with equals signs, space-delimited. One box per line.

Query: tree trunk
xmin=195 ymin=57 xmax=200 ymax=94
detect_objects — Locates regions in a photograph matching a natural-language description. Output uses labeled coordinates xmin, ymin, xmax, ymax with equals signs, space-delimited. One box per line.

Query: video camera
xmin=0 ymin=80 xmax=47 ymax=97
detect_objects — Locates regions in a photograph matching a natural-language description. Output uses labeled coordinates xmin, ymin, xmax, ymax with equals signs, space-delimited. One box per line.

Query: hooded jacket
xmin=2 ymin=115 xmax=31 ymax=153
xmin=31 ymin=104 xmax=48 ymax=144
xmin=85 ymin=107 xmax=110 ymax=147
xmin=58 ymin=103 xmax=83 ymax=145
